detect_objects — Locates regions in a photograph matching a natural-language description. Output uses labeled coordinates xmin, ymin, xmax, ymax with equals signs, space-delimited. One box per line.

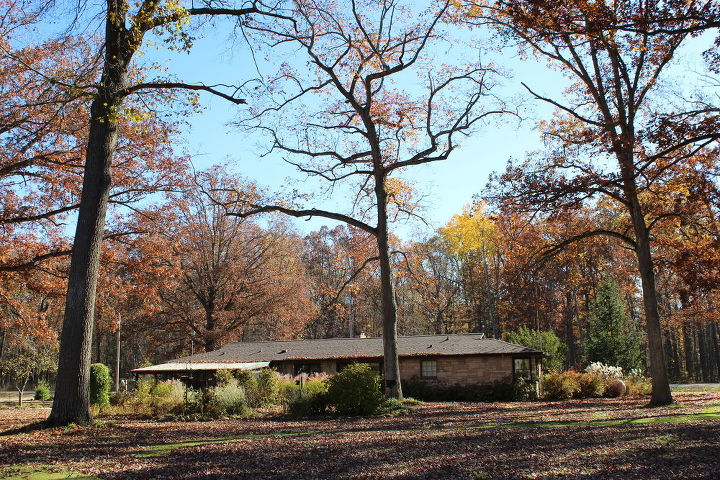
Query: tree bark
xmin=623 ymin=179 xmax=673 ymax=405
xmin=375 ymin=178 xmax=402 ymax=399
xmin=49 ymin=3 xmax=127 ymax=425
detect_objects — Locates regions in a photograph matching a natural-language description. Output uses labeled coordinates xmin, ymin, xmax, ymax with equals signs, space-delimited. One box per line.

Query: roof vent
xmin=279 ymin=349 xmax=287 ymax=354
xmin=427 ymin=344 xmax=433 ymax=349
xmin=219 ymin=352 xmax=225 ymax=356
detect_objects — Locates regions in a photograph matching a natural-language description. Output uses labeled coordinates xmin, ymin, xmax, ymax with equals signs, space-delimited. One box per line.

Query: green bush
xmin=511 ymin=376 xmax=536 ymax=401
xmin=576 ymin=373 xmax=605 ymax=398
xmin=90 ymin=363 xmax=111 ymax=406
xmin=255 ymin=369 xmax=280 ymax=406
xmin=34 ymin=379 xmax=51 ymax=401
xmin=541 ymin=372 xmax=580 ymax=400
xmin=287 ymin=390 xmax=330 ymax=416
xmin=327 ymin=363 xmax=384 ymax=415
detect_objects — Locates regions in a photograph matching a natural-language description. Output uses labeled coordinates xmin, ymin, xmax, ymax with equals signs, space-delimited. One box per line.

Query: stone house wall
xmin=399 ymin=355 xmax=515 ymax=385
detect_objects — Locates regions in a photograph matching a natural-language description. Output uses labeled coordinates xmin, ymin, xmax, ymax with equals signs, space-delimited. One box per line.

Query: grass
xmin=1 ymin=465 xmax=99 ymax=480
xmin=672 ymin=384 xmax=720 ymax=392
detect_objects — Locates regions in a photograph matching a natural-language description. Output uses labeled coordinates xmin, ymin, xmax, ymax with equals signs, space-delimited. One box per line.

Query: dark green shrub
xmin=90 ymin=363 xmax=111 ymax=406
xmin=541 ymin=372 xmax=580 ymax=400
xmin=402 ymin=379 xmax=516 ymax=402
xmin=287 ymin=391 xmax=330 ymax=416
xmin=511 ymin=376 xmax=536 ymax=401
xmin=327 ymin=363 xmax=383 ymax=415
xmin=34 ymin=379 xmax=51 ymax=401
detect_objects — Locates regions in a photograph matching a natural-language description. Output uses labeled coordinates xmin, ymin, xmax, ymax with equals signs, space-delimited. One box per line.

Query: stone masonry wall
xmin=400 ymin=355 xmax=514 ymax=385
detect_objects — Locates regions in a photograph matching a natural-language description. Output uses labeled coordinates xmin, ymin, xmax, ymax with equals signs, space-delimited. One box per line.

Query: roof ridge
xmin=225 ymin=333 xmax=490 ymax=347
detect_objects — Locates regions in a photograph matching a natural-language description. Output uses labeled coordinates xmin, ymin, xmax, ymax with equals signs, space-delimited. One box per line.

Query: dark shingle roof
xmin=167 ymin=334 xmax=543 ymax=365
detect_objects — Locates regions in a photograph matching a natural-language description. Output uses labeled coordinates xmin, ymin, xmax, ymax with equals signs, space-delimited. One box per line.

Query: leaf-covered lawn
xmin=1 ymin=393 xmax=718 ymax=479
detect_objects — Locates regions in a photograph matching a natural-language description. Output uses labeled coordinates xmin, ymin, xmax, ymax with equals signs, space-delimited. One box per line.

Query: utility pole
xmin=115 ymin=314 xmax=121 ymax=394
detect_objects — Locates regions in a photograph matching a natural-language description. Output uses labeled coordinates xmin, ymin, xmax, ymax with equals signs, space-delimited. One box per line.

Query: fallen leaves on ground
xmin=1 ymin=393 xmax=718 ymax=479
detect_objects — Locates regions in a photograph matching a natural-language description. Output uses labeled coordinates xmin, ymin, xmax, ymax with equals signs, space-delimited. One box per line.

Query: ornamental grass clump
xmin=212 ymin=380 xmax=249 ymax=416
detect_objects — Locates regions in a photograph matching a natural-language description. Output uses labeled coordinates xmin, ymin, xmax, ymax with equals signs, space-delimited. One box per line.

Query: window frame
xmin=420 ymin=359 xmax=438 ymax=379
xmin=513 ymin=357 xmax=533 ymax=381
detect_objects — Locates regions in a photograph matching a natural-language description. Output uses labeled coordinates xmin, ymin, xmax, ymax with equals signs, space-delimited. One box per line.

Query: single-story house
xmin=132 ymin=334 xmax=544 ymax=388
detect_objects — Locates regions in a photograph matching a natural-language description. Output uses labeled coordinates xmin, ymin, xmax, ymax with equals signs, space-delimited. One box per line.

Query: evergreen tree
xmin=585 ymin=279 xmax=645 ymax=372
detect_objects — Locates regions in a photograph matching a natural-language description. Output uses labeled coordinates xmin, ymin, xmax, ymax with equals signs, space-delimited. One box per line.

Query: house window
xmin=513 ymin=358 xmax=532 ymax=381
xmin=294 ymin=363 xmax=321 ymax=376
xmin=421 ymin=360 xmax=437 ymax=378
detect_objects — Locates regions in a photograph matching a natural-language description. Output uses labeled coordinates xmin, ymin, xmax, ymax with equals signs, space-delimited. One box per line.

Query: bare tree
xmin=219 ymin=0 xmax=506 ymax=398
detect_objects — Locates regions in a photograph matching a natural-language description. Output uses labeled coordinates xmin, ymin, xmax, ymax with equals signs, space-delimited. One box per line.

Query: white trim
xmin=131 ymin=361 xmax=270 ymax=373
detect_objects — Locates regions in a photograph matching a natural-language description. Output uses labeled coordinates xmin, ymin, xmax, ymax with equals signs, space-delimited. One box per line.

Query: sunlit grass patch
xmin=1 ymin=464 xmax=99 ymax=480
xmin=671 ymin=384 xmax=720 ymax=393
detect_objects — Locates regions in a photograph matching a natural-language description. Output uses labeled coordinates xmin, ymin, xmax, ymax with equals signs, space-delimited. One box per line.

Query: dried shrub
xmin=541 ymin=372 xmax=580 ymax=400
xmin=576 ymin=373 xmax=605 ymax=398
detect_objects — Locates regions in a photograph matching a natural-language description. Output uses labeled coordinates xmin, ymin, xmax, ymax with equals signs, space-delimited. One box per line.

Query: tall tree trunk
xmin=375 ymin=178 xmax=402 ymax=399
xmin=683 ymin=323 xmax=695 ymax=381
xmin=626 ymin=192 xmax=673 ymax=405
xmin=564 ymin=291 xmax=578 ymax=368
xmin=712 ymin=322 xmax=720 ymax=382
xmin=49 ymin=4 xmax=127 ymax=425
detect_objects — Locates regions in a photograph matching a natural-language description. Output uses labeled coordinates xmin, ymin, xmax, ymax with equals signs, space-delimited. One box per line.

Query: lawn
xmin=1 ymin=393 xmax=718 ymax=479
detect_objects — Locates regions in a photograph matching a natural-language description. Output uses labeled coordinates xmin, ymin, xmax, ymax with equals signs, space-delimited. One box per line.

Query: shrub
xmin=34 ymin=379 xmax=51 ymax=401
xmin=213 ymin=380 xmax=249 ymax=416
xmin=378 ymin=397 xmax=423 ymax=415
xmin=284 ymin=374 xmax=330 ymax=416
xmin=576 ymin=373 xmax=605 ymax=398
xmin=255 ymin=369 xmax=280 ymax=406
xmin=541 ymin=372 xmax=580 ymax=400
xmin=626 ymin=378 xmax=652 ymax=395
xmin=287 ymin=390 xmax=330 ymax=416
xmin=90 ymin=363 xmax=111 ymax=406
xmin=585 ymin=362 xmax=623 ymax=380
xmin=402 ymin=378 xmax=516 ymax=402
xmin=214 ymin=369 xmax=234 ymax=387
xmin=511 ymin=376 xmax=536 ymax=401
xmin=327 ymin=363 xmax=384 ymax=415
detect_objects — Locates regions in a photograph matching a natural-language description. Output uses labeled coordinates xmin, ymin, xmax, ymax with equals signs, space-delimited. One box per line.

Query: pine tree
xmin=585 ymin=279 xmax=645 ymax=372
